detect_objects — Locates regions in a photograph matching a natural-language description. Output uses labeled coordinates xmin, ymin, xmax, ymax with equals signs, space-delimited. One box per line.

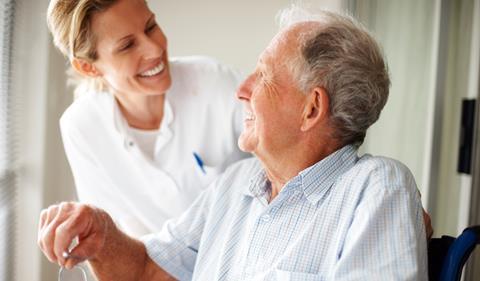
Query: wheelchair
xmin=428 ymin=226 xmax=480 ymax=281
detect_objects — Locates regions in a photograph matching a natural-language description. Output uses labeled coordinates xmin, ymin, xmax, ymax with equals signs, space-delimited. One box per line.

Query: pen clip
xmin=193 ymin=152 xmax=206 ymax=174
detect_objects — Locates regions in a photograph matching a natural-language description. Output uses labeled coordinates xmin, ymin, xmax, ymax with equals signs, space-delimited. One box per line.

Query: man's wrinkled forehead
xmin=263 ymin=21 xmax=323 ymax=60
xmin=257 ymin=28 xmax=295 ymax=68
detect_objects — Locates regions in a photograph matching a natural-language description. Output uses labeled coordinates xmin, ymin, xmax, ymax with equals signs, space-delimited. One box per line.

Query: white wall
xmin=150 ymin=0 xmax=343 ymax=75
xmin=14 ymin=1 xmax=52 ymax=280
xmin=434 ymin=0 xmax=478 ymax=236
xmin=351 ymin=0 xmax=479 ymax=238
xmin=13 ymin=0 xmax=76 ymax=280
xmin=351 ymin=0 xmax=439 ymax=206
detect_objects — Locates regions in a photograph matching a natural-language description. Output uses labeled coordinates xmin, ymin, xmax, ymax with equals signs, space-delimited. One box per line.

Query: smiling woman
xmin=70 ymin=0 xmax=172 ymax=130
xmin=45 ymin=0 xmax=249 ymax=240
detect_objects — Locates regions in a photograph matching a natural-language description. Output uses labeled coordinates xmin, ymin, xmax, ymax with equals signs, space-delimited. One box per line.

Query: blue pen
xmin=193 ymin=152 xmax=206 ymax=174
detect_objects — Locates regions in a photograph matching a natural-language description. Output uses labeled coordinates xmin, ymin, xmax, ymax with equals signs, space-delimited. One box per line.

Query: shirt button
xmin=261 ymin=214 xmax=271 ymax=222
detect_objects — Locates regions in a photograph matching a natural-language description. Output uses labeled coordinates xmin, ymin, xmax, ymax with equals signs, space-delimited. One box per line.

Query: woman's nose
xmin=140 ymin=34 xmax=166 ymax=59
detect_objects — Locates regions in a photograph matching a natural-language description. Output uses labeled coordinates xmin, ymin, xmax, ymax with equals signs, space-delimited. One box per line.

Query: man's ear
xmin=301 ymin=87 xmax=329 ymax=132
xmin=71 ymin=58 xmax=102 ymax=77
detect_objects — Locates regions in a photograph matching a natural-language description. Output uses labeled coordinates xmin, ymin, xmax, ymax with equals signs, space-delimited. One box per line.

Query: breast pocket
xmin=275 ymin=270 xmax=323 ymax=281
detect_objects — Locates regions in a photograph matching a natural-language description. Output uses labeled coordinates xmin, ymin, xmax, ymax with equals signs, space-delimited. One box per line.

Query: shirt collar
xmin=299 ymin=145 xmax=358 ymax=205
xmin=248 ymin=168 xmax=270 ymax=197
xmin=241 ymin=160 xmax=269 ymax=197
xmin=111 ymin=93 xmax=174 ymax=148
xmin=242 ymin=145 xmax=358 ymax=205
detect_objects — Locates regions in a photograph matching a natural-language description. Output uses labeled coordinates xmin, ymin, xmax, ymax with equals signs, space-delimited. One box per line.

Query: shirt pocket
xmin=275 ymin=270 xmax=323 ymax=281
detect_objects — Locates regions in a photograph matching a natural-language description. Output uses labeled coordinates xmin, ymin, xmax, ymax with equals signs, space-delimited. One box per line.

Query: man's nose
xmin=236 ymin=74 xmax=255 ymax=100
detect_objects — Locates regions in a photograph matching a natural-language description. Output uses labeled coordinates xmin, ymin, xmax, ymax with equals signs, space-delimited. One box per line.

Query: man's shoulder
xmin=221 ymin=157 xmax=259 ymax=180
xmin=347 ymin=154 xmax=417 ymax=192
xmin=356 ymin=154 xmax=411 ymax=173
xmin=212 ymin=157 xmax=259 ymax=193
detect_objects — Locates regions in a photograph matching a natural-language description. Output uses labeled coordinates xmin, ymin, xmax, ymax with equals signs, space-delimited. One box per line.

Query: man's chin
xmin=237 ymin=136 xmax=255 ymax=153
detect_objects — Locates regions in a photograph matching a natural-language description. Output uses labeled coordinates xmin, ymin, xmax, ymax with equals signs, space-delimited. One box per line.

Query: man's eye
xmin=258 ymin=72 xmax=268 ymax=83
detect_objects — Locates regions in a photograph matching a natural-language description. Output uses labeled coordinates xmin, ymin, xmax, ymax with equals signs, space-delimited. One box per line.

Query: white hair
xmin=275 ymin=4 xmax=390 ymax=147
xmin=276 ymin=3 xmax=336 ymax=28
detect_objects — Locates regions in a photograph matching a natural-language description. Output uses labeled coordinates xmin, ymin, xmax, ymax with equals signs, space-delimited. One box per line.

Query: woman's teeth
xmin=139 ymin=62 xmax=165 ymax=77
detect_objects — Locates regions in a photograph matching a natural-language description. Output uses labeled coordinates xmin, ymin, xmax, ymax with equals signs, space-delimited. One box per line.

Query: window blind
xmin=0 ymin=0 xmax=16 ymax=280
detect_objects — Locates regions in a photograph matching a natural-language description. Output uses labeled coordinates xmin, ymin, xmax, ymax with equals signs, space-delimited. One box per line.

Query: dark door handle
xmin=458 ymin=99 xmax=476 ymax=174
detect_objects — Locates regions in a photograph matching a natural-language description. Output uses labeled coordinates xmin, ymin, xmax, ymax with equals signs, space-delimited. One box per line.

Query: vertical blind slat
xmin=0 ymin=0 xmax=16 ymax=280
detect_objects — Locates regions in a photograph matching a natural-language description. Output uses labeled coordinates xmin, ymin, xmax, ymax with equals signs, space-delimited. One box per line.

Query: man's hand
xmin=37 ymin=202 xmax=112 ymax=269
xmin=37 ymin=202 xmax=174 ymax=281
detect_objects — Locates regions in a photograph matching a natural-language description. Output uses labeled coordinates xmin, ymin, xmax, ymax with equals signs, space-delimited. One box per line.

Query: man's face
xmin=236 ymin=29 xmax=307 ymax=159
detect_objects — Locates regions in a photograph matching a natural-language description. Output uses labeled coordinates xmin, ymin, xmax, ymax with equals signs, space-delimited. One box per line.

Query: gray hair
xmin=277 ymin=5 xmax=390 ymax=147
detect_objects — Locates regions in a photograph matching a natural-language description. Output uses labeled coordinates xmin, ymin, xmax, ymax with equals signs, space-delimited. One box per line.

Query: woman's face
xmin=90 ymin=0 xmax=171 ymax=97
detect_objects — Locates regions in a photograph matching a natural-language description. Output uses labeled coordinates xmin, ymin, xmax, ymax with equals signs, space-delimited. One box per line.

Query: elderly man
xmin=38 ymin=8 xmax=427 ymax=280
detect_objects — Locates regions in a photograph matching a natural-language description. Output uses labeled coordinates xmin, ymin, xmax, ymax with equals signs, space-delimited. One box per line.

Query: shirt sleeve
xmin=61 ymin=119 xmax=106 ymax=201
xmin=140 ymin=179 xmax=218 ymax=281
xmin=60 ymin=119 xmax=130 ymax=228
xmin=330 ymin=170 xmax=428 ymax=280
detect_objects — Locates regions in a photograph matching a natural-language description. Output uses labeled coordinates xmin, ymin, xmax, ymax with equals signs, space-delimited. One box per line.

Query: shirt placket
xmin=242 ymin=187 xmax=295 ymax=279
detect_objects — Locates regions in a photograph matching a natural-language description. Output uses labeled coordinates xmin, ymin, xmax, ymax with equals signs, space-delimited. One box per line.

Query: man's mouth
xmin=139 ymin=61 xmax=165 ymax=77
xmin=245 ymin=111 xmax=255 ymax=121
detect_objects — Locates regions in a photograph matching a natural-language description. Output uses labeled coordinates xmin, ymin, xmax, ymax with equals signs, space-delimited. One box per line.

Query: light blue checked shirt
xmin=142 ymin=145 xmax=428 ymax=280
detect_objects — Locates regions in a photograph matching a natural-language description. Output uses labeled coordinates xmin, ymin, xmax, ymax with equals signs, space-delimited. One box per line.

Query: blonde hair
xmin=47 ymin=0 xmax=118 ymax=96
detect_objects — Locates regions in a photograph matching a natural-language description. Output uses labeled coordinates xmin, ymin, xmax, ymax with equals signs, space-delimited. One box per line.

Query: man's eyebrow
xmin=256 ymin=59 xmax=267 ymax=72
xmin=257 ymin=60 xmax=272 ymax=77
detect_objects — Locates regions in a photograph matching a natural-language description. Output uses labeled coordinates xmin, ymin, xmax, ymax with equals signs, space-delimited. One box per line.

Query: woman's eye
xmin=146 ymin=23 xmax=158 ymax=33
xmin=119 ymin=41 xmax=134 ymax=51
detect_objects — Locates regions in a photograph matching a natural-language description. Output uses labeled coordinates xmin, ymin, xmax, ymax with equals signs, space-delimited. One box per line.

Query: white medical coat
xmin=60 ymin=56 xmax=250 ymax=237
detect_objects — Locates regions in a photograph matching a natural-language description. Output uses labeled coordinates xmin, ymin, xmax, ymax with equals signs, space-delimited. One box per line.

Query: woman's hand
xmin=37 ymin=202 xmax=113 ymax=269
